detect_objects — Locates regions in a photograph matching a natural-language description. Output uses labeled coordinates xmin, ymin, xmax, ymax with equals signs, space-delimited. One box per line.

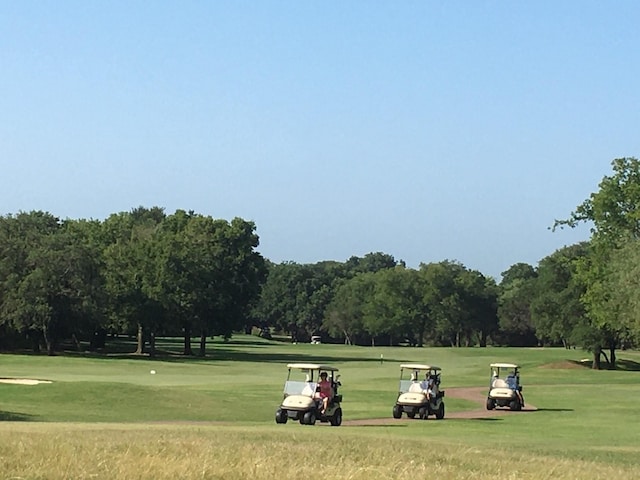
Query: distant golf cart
xmin=392 ymin=364 xmax=445 ymax=420
xmin=275 ymin=363 xmax=343 ymax=426
xmin=486 ymin=363 xmax=525 ymax=411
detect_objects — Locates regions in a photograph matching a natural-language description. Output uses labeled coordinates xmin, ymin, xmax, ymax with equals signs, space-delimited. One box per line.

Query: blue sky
xmin=2 ymin=1 xmax=639 ymax=279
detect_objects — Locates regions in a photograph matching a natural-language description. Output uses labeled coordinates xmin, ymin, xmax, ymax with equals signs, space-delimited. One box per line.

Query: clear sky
xmin=2 ymin=1 xmax=639 ymax=280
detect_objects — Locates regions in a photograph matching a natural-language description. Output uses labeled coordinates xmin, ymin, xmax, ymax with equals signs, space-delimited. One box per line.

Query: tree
xmin=102 ymin=207 xmax=166 ymax=355
xmin=417 ymin=261 xmax=497 ymax=347
xmin=604 ymin=239 xmax=640 ymax=346
xmin=554 ymin=158 xmax=640 ymax=368
xmin=323 ymin=273 xmax=376 ymax=345
xmin=345 ymin=252 xmax=403 ymax=274
xmin=149 ymin=211 xmax=266 ymax=355
xmin=365 ymin=267 xmax=425 ymax=346
xmin=497 ymin=263 xmax=537 ymax=346
xmin=0 ymin=212 xmax=102 ymax=354
xmin=530 ymin=244 xmax=588 ymax=349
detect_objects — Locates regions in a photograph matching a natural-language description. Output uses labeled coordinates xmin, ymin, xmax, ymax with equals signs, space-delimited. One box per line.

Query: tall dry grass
xmin=1 ymin=423 xmax=637 ymax=480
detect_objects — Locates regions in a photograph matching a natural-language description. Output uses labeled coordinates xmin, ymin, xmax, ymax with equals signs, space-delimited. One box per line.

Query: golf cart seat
xmin=301 ymin=383 xmax=316 ymax=396
xmin=408 ymin=382 xmax=424 ymax=393
xmin=492 ymin=378 xmax=508 ymax=389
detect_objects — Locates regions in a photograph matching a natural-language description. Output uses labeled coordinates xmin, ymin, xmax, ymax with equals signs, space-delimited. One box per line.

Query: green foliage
xmin=531 ymin=243 xmax=588 ymax=347
xmin=0 ymin=207 xmax=266 ymax=355
xmin=419 ymin=261 xmax=498 ymax=347
xmin=0 ymin=212 xmax=104 ymax=354
xmin=607 ymin=240 xmax=640 ymax=343
xmin=323 ymin=272 xmax=375 ymax=344
xmin=554 ymin=158 xmax=640 ymax=366
xmin=555 ymin=157 xmax=640 ymax=243
xmin=255 ymin=253 xmax=402 ymax=342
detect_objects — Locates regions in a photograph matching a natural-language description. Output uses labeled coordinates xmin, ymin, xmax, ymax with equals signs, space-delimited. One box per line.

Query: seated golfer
xmin=420 ymin=374 xmax=436 ymax=401
xmin=316 ymin=371 xmax=332 ymax=414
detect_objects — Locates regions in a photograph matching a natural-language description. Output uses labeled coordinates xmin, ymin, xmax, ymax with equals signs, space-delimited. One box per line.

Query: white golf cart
xmin=392 ymin=364 xmax=445 ymax=420
xmin=486 ymin=362 xmax=525 ymax=411
xmin=275 ymin=363 xmax=343 ymax=426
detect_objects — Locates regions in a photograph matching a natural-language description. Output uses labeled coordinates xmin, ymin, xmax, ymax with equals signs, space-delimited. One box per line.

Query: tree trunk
xmin=148 ymin=331 xmax=156 ymax=357
xmin=43 ymin=325 xmax=55 ymax=356
xmin=479 ymin=330 xmax=487 ymax=347
xmin=199 ymin=329 xmax=207 ymax=357
xmin=183 ymin=323 xmax=193 ymax=355
xmin=30 ymin=331 xmax=41 ymax=353
xmin=72 ymin=333 xmax=82 ymax=351
xmin=135 ymin=323 xmax=144 ymax=355
xmin=592 ymin=346 xmax=602 ymax=370
xmin=608 ymin=343 xmax=617 ymax=370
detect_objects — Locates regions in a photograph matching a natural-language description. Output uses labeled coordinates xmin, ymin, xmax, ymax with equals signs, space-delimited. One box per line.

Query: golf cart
xmin=392 ymin=364 xmax=445 ymax=420
xmin=486 ymin=363 xmax=524 ymax=411
xmin=275 ymin=363 xmax=343 ymax=426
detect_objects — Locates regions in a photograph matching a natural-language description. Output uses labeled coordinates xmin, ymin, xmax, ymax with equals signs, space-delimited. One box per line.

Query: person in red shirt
xmin=317 ymin=371 xmax=332 ymax=414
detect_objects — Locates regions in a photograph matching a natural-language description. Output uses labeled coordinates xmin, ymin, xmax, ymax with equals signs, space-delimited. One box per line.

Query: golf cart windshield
xmin=284 ymin=380 xmax=317 ymax=396
xmin=399 ymin=366 xmax=440 ymax=393
xmin=399 ymin=379 xmax=416 ymax=393
xmin=283 ymin=364 xmax=338 ymax=397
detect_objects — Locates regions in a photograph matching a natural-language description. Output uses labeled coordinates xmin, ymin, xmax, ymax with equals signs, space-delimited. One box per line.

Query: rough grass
xmin=1 ymin=424 xmax=638 ymax=480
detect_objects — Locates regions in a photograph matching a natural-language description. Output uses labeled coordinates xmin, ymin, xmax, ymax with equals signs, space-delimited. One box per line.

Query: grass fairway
xmin=1 ymin=336 xmax=639 ymax=479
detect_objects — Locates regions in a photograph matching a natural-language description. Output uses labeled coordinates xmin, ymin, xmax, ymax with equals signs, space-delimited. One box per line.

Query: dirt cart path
xmin=342 ymin=386 xmax=537 ymax=426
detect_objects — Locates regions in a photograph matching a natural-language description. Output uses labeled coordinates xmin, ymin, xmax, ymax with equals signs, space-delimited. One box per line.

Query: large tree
xmin=0 ymin=212 xmax=102 ymax=354
xmin=323 ymin=273 xmax=376 ymax=345
xmin=530 ymin=244 xmax=588 ymax=349
xmin=497 ymin=263 xmax=538 ymax=346
xmin=102 ymin=207 xmax=166 ymax=355
xmin=555 ymin=158 xmax=640 ymax=368
xmin=418 ymin=261 xmax=497 ymax=347
xmin=150 ymin=211 xmax=266 ymax=355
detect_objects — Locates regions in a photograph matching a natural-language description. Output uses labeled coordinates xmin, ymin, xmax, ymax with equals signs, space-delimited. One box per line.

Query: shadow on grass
xmin=535 ymin=408 xmax=574 ymax=412
xmin=0 ymin=411 xmax=35 ymax=421
xmin=613 ymin=359 xmax=640 ymax=372
xmin=566 ymin=358 xmax=640 ymax=372
xmin=6 ymin=346 xmax=407 ymax=366
xmin=445 ymin=417 xmax=503 ymax=422
xmin=344 ymin=424 xmax=409 ymax=428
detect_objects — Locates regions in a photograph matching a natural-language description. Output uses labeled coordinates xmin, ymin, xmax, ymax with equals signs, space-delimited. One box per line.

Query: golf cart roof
xmin=490 ymin=363 xmax=519 ymax=369
xmin=286 ymin=363 xmax=339 ymax=371
xmin=400 ymin=364 xmax=441 ymax=371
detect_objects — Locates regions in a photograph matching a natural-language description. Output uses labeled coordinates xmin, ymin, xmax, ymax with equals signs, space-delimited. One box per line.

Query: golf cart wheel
xmin=407 ymin=410 xmax=416 ymax=419
xmin=330 ymin=408 xmax=342 ymax=426
xmin=392 ymin=404 xmax=402 ymax=419
xmin=435 ymin=402 xmax=445 ymax=420
xmin=486 ymin=398 xmax=495 ymax=411
xmin=512 ymin=398 xmax=523 ymax=411
xmin=303 ymin=411 xmax=316 ymax=425
xmin=418 ymin=407 xmax=427 ymax=420
xmin=275 ymin=409 xmax=288 ymax=424
xmin=509 ymin=400 xmax=519 ymax=411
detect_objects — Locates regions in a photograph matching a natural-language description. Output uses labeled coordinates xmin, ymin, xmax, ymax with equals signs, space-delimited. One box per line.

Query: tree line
xmin=0 ymin=207 xmax=267 ymax=356
xmin=2 ymin=158 xmax=640 ymax=368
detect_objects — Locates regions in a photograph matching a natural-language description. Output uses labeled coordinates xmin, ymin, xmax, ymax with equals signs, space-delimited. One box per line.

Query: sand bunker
xmin=0 ymin=378 xmax=52 ymax=385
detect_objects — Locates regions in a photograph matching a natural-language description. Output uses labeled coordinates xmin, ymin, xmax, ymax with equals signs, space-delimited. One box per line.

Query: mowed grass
xmin=1 ymin=337 xmax=640 ymax=479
